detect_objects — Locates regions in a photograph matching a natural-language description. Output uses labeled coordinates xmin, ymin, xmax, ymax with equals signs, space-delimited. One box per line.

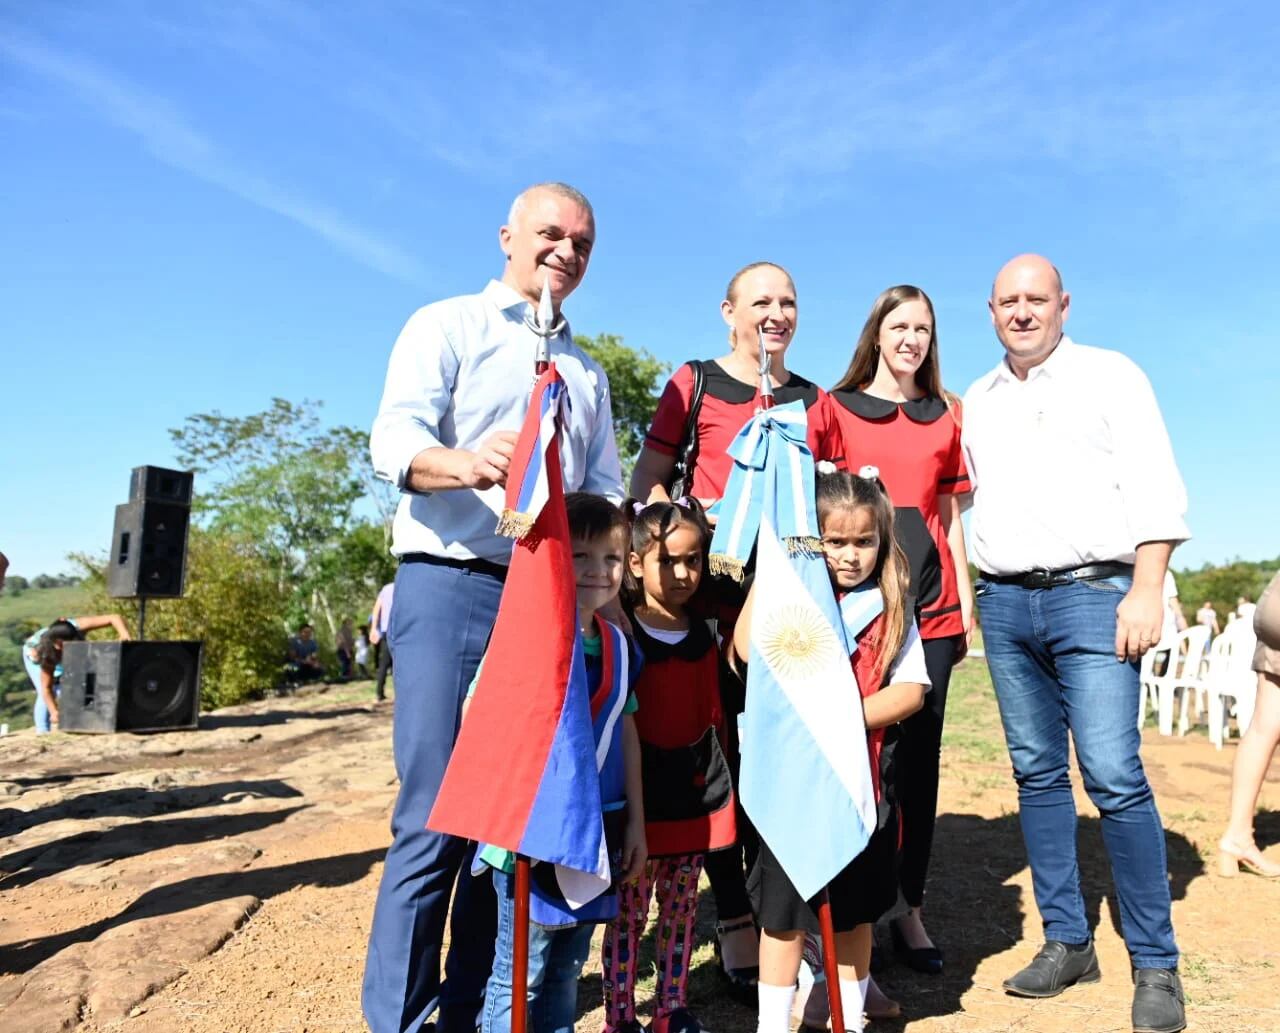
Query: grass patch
xmin=0 ymin=584 xmax=92 ymax=623
xmin=942 ymin=657 xmax=1007 ymax=764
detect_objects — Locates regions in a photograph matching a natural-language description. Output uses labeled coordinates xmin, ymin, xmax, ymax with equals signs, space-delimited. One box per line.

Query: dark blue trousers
xmin=362 ymin=560 xmax=504 ymax=1033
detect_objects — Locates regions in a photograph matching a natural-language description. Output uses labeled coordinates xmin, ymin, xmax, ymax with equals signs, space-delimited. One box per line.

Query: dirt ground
xmin=2 ymin=666 xmax=1277 ymax=1033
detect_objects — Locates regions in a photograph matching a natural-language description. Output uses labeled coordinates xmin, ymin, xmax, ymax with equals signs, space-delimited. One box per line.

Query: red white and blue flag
xmin=428 ymin=365 xmax=612 ymax=906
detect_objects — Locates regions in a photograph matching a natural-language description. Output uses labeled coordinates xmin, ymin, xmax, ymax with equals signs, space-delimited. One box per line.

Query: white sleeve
xmin=1107 ymin=356 xmax=1190 ymax=547
xmin=577 ymin=370 xmax=626 ymax=503
xmin=369 ymin=305 xmax=461 ymax=491
xmin=886 ymin=620 xmax=931 ymax=689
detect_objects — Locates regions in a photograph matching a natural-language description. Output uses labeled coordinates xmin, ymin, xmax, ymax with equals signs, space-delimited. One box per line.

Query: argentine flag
xmin=739 ymin=496 xmax=879 ymax=901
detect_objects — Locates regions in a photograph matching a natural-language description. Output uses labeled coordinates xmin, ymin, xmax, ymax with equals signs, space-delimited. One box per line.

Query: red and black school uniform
xmin=601 ymin=616 xmax=735 ymax=1032
xmin=828 ymin=389 xmax=970 ymax=911
xmin=645 ymin=362 xmax=846 ymax=502
xmin=748 ymin=613 xmax=913 ymax=933
xmin=642 ymin=360 xmax=847 ymax=933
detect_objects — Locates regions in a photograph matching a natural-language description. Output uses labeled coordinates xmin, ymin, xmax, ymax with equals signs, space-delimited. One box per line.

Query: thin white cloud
xmin=0 ymin=30 xmax=431 ymax=285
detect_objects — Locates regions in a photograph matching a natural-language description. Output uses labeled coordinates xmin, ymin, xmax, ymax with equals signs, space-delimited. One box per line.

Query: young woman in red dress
xmin=629 ymin=262 xmax=845 ymax=997
xmin=828 ymin=285 xmax=974 ymax=978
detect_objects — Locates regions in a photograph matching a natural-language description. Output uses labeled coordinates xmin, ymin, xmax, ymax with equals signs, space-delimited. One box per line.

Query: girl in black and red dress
xmin=828 ymin=285 xmax=974 ymax=978
xmin=629 ymin=262 xmax=846 ymax=992
xmin=601 ymin=498 xmax=732 ymax=1033
xmin=729 ymin=468 xmax=929 ymax=1032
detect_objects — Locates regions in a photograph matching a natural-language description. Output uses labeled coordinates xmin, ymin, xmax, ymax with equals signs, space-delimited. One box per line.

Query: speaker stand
xmin=138 ymin=597 xmax=148 ymax=640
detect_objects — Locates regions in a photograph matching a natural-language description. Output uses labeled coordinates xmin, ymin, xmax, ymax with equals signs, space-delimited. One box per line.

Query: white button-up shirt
xmin=962 ymin=336 xmax=1190 ymax=575
xmin=370 ymin=280 xmax=625 ymax=563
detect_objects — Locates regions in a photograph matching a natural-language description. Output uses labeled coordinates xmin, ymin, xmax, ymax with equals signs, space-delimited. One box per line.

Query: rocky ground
xmin=1 ymin=671 xmax=1277 ymax=1033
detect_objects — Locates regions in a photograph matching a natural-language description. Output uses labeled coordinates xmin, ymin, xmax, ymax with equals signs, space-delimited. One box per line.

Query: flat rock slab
xmin=0 ymin=687 xmax=394 ymax=1030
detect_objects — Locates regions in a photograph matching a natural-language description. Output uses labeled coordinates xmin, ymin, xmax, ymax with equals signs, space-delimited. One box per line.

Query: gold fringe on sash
xmin=496 ymin=509 xmax=535 ymax=540
xmin=785 ymin=536 xmax=824 ymax=558
xmin=709 ymin=554 xmax=745 ymax=582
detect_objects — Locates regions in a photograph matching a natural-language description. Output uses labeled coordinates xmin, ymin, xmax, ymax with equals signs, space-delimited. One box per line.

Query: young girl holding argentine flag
xmin=730 ymin=465 xmax=930 ymax=1032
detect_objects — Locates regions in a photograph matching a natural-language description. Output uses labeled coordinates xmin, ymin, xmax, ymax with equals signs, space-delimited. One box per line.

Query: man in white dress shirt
xmin=363 ymin=183 xmax=624 ymax=1033
xmin=963 ymin=255 xmax=1188 ymax=1033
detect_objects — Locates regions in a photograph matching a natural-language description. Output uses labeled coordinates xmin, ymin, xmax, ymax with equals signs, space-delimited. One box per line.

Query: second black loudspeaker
xmin=59 ymin=640 xmax=202 ymax=733
xmin=106 ymin=499 xmax=191 ymax=598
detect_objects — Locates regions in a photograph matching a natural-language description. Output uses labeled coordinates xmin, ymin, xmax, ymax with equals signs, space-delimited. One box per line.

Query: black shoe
xmin=652 ymin=1007 xmax=701 ymax=1033
xmin=890 ymin=916 xmax=943 ymax=975
xmin=713 ymin=918 xmax=758 ymax=1004
xmin=1132 ymin=968 xmax=1185 ymax=1033
xmin=1002 ymin=940 xmax=1101 ymax=998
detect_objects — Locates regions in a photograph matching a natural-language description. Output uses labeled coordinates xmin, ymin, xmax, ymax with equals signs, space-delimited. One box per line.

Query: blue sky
xmin=2 ymin=0 xmax=1276 ymax=578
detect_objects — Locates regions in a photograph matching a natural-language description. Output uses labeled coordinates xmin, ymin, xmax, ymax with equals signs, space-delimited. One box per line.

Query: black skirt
xmin=747 ymin=733 xmax=899 ymax=934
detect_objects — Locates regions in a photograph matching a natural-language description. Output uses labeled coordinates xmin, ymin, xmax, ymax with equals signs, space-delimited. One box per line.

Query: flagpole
xmin=532 ymin=268 xmax=558 ymax=376
xmin=757 ymin=322 xmax=775 ymax=411
xmin=816 ymin=892 xmax=847 ymax=1033
xmin=511 ymin=268 xmax=558 ymax=1033
xmin=512 ymin=854 xmax=531 ymax=1033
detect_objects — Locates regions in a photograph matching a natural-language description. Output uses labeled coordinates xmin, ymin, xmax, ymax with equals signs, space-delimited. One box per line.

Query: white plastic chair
xmin=1138 ymin=627 xmax=1209 ymax=736
xmin=1138 ymin=634 xmax=1178 ymax=733
xmin=1173 ymin=625 xmax=1213 ymax=735
xmin=1205 ymin=621 xmax=1260 ymax=749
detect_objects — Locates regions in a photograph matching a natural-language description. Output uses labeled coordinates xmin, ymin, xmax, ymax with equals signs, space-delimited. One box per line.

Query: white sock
xmin=756 ymin=981 xmax=797 ymax=1033
xmin=837 ymin=976 xmax=868 ymax=1031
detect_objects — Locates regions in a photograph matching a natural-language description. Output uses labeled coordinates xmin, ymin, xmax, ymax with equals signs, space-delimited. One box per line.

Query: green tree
xmin=1173 ymin=557 xmax=1278 ymax=624
xmin=575 ymin=333 xmax=668 ymax=476
xmin=3 ymin=575 xmax=28 ymax=596
xmin=170 ymin=398 xmax=369 ymax=637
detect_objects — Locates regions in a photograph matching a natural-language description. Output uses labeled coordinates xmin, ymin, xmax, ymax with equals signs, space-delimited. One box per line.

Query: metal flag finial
xmin=526 ymin=267 xmax=566 ymax=375
xmin=757 ymin=322 xmax=775 ymax=410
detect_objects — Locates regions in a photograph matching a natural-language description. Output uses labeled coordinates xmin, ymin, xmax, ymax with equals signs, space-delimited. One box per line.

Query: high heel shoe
xmin=713 ymin=917 xmax=759 ymax=1003
xmin=1218 ymin=837 xmax=1280 ymax=878
xmin=890 ymin=916 xmax=943 ymax=975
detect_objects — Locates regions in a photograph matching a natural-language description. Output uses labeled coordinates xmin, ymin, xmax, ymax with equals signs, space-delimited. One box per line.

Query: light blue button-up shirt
xmin=370 ymin=280 xmax=625 ymax=563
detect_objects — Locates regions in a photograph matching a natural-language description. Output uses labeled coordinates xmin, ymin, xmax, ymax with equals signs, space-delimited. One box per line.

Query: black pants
xmin=703 ymin=653 xmax=756 ymax=922
xmin=374 ymin=637 xmax=393 ymax=700
xmin=895 ymin=634 xmax=961 ymax=908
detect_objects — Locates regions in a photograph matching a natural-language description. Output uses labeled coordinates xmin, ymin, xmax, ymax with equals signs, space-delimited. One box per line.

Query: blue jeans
xmin=976 ymin=575 xmax=1178 ymax=969
xmin=482 ymin=869 xmax=595 ymax=1033
xmin=25 ymin=657 xmax=56 ymax=734
xmin=362 ymin=560 xmax=504 ymax=1033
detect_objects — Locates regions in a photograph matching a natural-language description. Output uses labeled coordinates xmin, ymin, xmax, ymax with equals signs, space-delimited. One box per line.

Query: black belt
xmin=400 ymin=552 xmax=508 ymax=582
xmin=980 ymin=561 xmax=1134 ymax=590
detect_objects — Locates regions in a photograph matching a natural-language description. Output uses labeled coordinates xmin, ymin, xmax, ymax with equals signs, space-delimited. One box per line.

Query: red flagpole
xmin=816 ymin=890 xmax=846 ymax=1033
xmin=513 ymin=272 xmax=554 ymax=1033
xmin=512 ymin=854 xmax=531 ymax=1033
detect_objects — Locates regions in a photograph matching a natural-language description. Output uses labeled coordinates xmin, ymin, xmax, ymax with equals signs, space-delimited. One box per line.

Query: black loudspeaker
xmin=59 ymin=641 xmax=202 ymax=733
xmin=130 ymin=465 xmax=194 ymax=506
xmin=106 ymin=499 xmax=191 ymax=598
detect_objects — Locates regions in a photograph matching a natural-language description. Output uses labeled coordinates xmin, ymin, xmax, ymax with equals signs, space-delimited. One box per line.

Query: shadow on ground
xmin=0 ymin=801 xmax=311 ymax=898
xmin=198 ymin=705 xmax=376 ymax=730
xmin=0 ymin=778 xmax=302 ymax=839
xmin=1254 ymin=808 xmax=1279 ymax=849
xmin=0 ymin=844 xmax=383 ymax=975
xmin=578 ymin=810 xmax=1206 ymax=1029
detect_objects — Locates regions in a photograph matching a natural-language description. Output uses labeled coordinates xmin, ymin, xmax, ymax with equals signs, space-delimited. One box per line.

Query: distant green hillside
xmin=0 ymin=583 xmax=92 ymax=623
xmin=1 ymin=582 xmax=93 ymax=732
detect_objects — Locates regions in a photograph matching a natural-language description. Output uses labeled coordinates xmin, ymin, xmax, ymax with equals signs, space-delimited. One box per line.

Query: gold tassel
xmin=496 ymin=509 xmax=535 ymax=540
xmin=786 ymin=536 xmax=824 ymax=557
xmin=709 ymin=554 xmax=745 ymax=582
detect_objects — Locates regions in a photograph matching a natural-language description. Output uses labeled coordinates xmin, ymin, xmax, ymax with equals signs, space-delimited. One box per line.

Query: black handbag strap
xmin=669 ymin=360 xmax=707 ymax=498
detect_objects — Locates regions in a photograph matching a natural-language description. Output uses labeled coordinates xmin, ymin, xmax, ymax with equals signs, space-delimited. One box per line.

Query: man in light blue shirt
xmin=363 ymin=182 xmax=624 ymax=1033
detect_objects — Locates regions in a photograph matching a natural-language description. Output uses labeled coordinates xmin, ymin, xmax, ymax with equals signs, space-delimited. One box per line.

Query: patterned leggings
xmin=601 ymin=854 xmax=704 ymax=1029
